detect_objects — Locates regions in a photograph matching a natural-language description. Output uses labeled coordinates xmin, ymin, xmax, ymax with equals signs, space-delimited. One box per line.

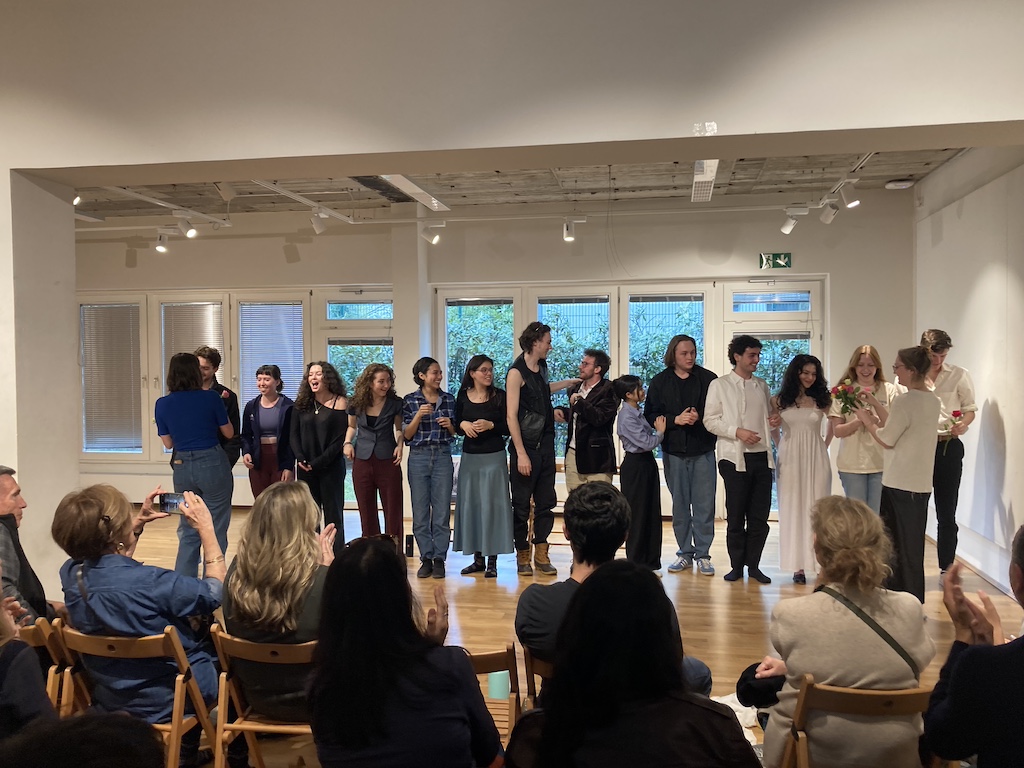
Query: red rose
xmin=952 ymin=410 xmax=962 ymax=418
xmin=221 ymin=390 xmax=230 ymax=399
xmin=831 ymin=387 xmax=839 ymax=395
xmin=845 ymin=385 xmax=854 ymax=394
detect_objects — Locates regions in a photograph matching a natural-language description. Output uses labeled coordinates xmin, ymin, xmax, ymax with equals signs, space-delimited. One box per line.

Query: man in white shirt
xmin=921 ymin=329 xmax=978 ymax=580
xmin=704 ymin=335 xmax=778 ymax=584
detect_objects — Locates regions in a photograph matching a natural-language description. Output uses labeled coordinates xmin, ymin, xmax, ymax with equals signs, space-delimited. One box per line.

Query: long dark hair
xmin=166 ymin=353 xmax=203 ymax=392
xmin=777 ymin=354 xmax=830 ymax=410
xmin=309 ymin=537 xmax=448 ymax=748
xmin=294 ymin=361 xmax=347 ymax=411
xmin=459 ymin=354 xmax=497 ymax=402
xmin=537 ymin=560 xmax=685 ymax=767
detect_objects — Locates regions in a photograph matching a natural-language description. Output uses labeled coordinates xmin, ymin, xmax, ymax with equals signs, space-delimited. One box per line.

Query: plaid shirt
xmin=402 ymin=389 xmax=457 ymax=447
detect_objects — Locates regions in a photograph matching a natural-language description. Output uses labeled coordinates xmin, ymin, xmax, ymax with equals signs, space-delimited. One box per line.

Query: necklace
xmin=314 ymin=395 xmax=336 ymax=415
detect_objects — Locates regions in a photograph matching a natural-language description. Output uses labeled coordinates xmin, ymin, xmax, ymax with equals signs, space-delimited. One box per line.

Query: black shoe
xmin=484 ymin=556 xmax=497 ymax=578
xmin=461 ymin=555 xmax=486 ymax=575
xmin=723 ymin=568 xmax=743 ymax=582
xmin=432 ymin=558 xmax=446 ymax=579
xmin=180 ymin=749 xmax=214 ymax=768
xmin=416 ymin=558 xmax=433 ymax=578
xmin=793 ymin=571 xmax=806 ymax=585
xmin=749 ymin=568 xmax=772 ymax=584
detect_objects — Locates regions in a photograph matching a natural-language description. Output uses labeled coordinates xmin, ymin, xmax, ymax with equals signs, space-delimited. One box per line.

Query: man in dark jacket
xmin=195 ymin=345 xmax=241 ymax=467
xmin=644 ymin=335 xmax=718 ymax=576
xmin=555 ymin=349 xmax=619 ymax=492
xmin=0 ymin=466 xmax=61 ymax=623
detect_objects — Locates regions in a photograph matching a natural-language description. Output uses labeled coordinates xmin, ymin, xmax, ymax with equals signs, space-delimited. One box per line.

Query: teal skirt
xmin=452 ymin=451 xmax=514 ymax=555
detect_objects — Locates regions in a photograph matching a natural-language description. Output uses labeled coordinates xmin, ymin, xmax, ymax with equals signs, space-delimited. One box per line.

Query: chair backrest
xmin=522 ymin=645 xmax=554 ymax=709
xmin=18 ymin=616 xmax=63 ymax=708
xmin=211 ymin=624 xmax=316 ymax=668
xmin=468 ymin=644 xmax=522 ymax=740
xmin=780 ymin=673 xmax=934 ymax=768
xmin=56 ymin=619 xmax=215 ymax=739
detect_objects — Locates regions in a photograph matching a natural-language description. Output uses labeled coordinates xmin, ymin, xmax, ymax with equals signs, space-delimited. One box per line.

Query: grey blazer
xmin=349 ymin=396 xmax=402 ymax=460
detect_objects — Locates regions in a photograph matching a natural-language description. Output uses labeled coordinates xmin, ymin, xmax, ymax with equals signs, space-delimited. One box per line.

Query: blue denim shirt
xmin=402 ymin=389 xmax=456 ymax=448
xmin=60 ymin=555 xmax=222 ymax=723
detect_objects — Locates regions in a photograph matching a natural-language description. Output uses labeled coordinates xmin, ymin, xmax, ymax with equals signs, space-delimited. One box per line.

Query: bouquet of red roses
xmin=831 ymin=378 xmax=868 ymax=415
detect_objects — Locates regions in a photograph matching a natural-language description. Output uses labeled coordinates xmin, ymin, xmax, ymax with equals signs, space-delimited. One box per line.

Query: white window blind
xmin=81 ymin=303 xmax=143 ymax=452
xmin=161 ymin=302 xmax=224 ymax=388
xmin=239 ymin=302 xmax=305 ymax=401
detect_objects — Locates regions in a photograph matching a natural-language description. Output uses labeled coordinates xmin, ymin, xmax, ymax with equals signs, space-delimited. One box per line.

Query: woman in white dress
xmin=772 ymin=354 xmax=832 ymax=584
xmin=828 ymin=345 xmax=900 ymax=514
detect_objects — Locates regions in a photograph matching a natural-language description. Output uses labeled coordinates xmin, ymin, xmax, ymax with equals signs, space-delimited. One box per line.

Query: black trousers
xmin=719 ymin=453 xmax=773 ymax=570
xmin=880 ymin=485 xmax=930 ymax=603
xmin=298 ymin=459 xmax=346 ymax=541
xmin=933 ymin=438 xmax=963 ymax=570
xmin=621 ymin=451 xmax=662 ymax=570
xmin=510 ymin=433 xmax=557 ymax=549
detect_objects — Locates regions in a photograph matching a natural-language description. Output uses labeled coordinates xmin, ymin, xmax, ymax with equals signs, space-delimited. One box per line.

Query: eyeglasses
xmin=892 ymin=363 xmax=905 ymax=373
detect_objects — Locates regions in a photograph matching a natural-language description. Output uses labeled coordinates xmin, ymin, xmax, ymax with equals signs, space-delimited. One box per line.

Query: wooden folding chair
xmin=210 ymin=624 xmax=316 ymax=768
xmin=522 ymin=645 xmax=554 ymax=711
xmin=18 ymin=616 xmax=63 ymax=708
xmin=779 ymin=672 xmax=936 ymax=768
xmin=55 ymin=619 xmax=216 ymax=768
xmin=468 ymin=644 xmax=522 ymax=743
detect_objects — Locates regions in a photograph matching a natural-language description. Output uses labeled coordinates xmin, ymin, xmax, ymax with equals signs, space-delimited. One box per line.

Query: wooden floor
xmin=134 ymin=510 xmax=1023 ymax=768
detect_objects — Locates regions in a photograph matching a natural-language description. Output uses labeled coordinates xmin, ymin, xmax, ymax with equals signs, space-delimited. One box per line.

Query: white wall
xmin=914 ymin=150 xmax=1024 ymax=592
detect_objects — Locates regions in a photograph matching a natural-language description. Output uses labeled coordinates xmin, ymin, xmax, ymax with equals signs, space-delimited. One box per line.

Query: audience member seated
xmin=221 ymin=481 xmax=336 ymax=722
xmin=760 ymin=496 xmax=935 ymax=768
xmin=514 ymin=481 xmax=712 ymax=695
xmin=923 ymin=524 xmax=1024 ymax=767
xmin=0 ymin=465 xmax=64 ymax=623
xmin=0 ymin=561 xmax=56 ymax=739
xmin=51 ymin=484 xmax=247 ymax=768
xmin=505 ymin=559 xmax=760 ymax=768
xmin=309 ymin=536 xmax=501 ymax=768
xmin=0 ymin=712 xmax=165 ymax=768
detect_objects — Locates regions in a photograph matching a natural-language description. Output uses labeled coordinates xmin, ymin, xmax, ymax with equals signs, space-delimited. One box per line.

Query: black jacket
xmin=643 ymin=365 xmax=717 ymax=457
xmin=211 ymin=380 xmax=242 ymax=467
xmin=239 ymin=394 xmax=295 ymax=472
xmin=556 ymin=378 xmax=619 ymax=475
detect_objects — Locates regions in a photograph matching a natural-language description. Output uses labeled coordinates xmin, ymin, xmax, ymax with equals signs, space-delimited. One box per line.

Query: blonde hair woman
xmin=760 ymin=496 xmax=935 ymax=768
xmin=222 ymin=482 xmax=336 ymax=722
xmin=828 ymin=345 xmax=900 ymax=513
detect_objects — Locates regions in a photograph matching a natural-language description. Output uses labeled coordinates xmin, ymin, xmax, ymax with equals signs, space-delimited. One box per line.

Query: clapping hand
xmin=942 ymin=562 xmax=1006 ymax=646
xmin=425 ymin=585 xmax=449 ymax=644
xmin=318 ymin=523 xmax=337 ymax=566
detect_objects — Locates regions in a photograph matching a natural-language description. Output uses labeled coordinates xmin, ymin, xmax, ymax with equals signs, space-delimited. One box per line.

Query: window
xmin=161 ymin=301 xmax=225 ymax=389
xmin=81 ymin=303 xmax=143 ymax=453
xmin=732 ymin=290 xmax=811 ymax=314
xmin=627 ymin=293 xmax=705 ymax=384
xmin=326 ymin=301 xmax=393 ymax=320
xmin=328 ymin=338 xmax=394 ymax=396
xmin=445 ymin=298 xmax=515 ymax=390
xmin=537 ymin=295 xmax=610 ymax=456
xmin=741 ymin=332 xmax=812 ymax=395
xmin=238 ymin=302 xmax=305 ymax=402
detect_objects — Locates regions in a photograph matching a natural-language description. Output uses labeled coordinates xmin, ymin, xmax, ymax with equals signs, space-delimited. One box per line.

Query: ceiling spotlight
xmin=155 ymin=234 xmax=169 ymax=253
xmin=420 ymin=221 xmax=445 ymax=245
xmin=177 ymin=219 xmax=197 ymax=238
xmin=780 ymin=216 xmax=798 ymax=235
xmin=819 ymin=203 xmax=839 ymax=224
xmin=563 ymin=220 xmax=576 ymax=242
xmin=310 ymin=215 xmax=327 ymax=235
xmin=72 ymin=194 xmax=81 ymax=206
xmin=840 ymin=184 xmax=860 ymax=209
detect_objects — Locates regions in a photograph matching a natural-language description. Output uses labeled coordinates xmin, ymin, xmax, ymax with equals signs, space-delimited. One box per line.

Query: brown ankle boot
xmin=516 ymin=548 xmax=534 ymax=576
xmin=533 ymin=542 xmax=557 ymax=576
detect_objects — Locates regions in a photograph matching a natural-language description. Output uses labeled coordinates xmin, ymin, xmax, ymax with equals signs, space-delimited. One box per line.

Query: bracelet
xmin=344 ymin=441 xmax=354 ymax=446
xmin=204 ymin=555 xmax=225 ymax=565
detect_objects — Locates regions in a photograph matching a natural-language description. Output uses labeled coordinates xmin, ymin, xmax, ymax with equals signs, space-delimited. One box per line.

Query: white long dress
xmin=777 ymin=407 xmax=831 ymax=573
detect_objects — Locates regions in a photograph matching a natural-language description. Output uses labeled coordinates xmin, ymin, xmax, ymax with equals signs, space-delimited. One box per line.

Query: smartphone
xmin=157 ymin=492 xmax=187 ymax=514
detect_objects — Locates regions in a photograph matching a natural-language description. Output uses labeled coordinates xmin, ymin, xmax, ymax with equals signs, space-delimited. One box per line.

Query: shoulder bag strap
xmin=819 ymin=585 xmax=920 ymax=679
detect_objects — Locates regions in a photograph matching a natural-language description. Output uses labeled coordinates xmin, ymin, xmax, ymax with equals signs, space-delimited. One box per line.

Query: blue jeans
xmin=408 ymin=444 xmax=454 ymax=561
xmin=663 ymin=451 xmax=717 ymax=559
xmin=172 ymin=446 xmax=234 ymax=576
xmin=839 ymin=471 xmax=883 ymax=514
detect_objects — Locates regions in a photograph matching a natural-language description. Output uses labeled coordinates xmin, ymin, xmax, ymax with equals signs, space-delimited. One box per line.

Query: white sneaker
xmin=696 ymin=557 xmax=715 ymax=576
xmin=667 ymin=555 xmax=693 ymax=573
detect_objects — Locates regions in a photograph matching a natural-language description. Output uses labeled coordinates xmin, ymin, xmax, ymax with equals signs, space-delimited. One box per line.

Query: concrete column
xmin=5 ymin=172 xmax=80 ymax=597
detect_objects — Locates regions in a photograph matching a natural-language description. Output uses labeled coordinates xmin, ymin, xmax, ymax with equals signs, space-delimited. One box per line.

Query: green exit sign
xmin=760 ymin=252 xmax=792 ymax=269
